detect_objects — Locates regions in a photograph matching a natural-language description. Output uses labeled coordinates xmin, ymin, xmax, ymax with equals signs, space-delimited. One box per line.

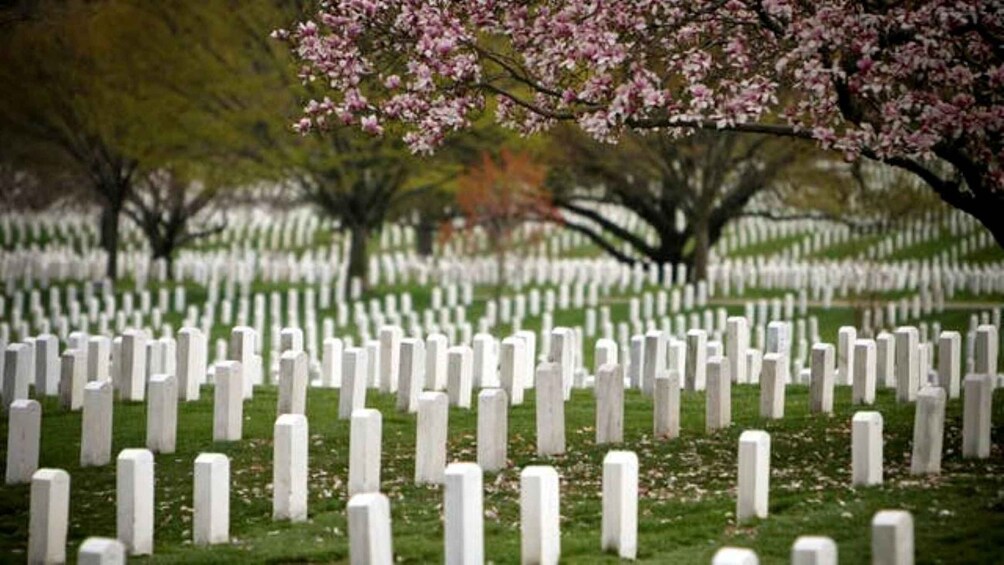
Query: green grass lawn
xmin=810 ymin=233 xmax=885 ymax=260
xmin=964 ymin=244 xmax=1004 ymax=264
xmin=29 ymin=273 xmax=1000 ymax=382
xmin=885 ymin=230 xmax=963 ymax=262
xmin=3 ymin=215 xmax=1003 ymax=563
xmin=1 ymin=381 xmax=1001 ymax=564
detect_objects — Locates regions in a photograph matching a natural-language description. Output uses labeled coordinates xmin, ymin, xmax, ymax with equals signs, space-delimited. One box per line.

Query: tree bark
xmin=495 ymin=240 xmax=506 ymax=301
xmin=99 ymin=204 xmax=120 ymax=280
xmin=974 ymin=204 xmax=1004 ymax=249
xmin=151 ymin=242 xmax=174 ymax=280
xmin=348 ymin=224 xmax=369 ymax=289
xmin=692 ymin=217 xmax=710 ymax=282
xmin=416 ymin=220 xmax=436 ymax=256
xmin=652 ymin=233 xmax=685 ymax=283
xmin=930 ymin=181 xmax=1004 ymax=250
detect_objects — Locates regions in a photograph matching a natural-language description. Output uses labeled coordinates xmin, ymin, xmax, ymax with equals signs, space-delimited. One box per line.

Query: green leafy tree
xmin=454 ymin=149 xmax=556 ymax=297
xmin=290 ymin=131 xmax=413 ymax=286
xmin=0 ymin=0 xmax=307 ymax=277
xmin=123 ymin=169 xmax=226 ymax=277
xmin=548 ymin=128 xmax=803 ymax=280
xmin=766 ymin=159 xmax=942 ymax=230
xmin=0 ymin=1 xmax=139 ymax=277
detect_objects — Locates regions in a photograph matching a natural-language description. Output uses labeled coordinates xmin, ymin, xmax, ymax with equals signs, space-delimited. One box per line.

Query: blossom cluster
xmin=278 ymin=0 xmax=1002 ymax=189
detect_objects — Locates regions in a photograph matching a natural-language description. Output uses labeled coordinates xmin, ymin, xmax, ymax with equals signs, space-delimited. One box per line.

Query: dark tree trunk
xmin=652 ymin=233 xmax=685 ymax=283
xmin=99 ymin=204 xmax=120 ymax=280
xmin=653 ymin=258 xmax=688 ymax=284
xmin=886 ymin=153 xmax=1004 ymax=251
xmin=416 ymin=220 xmax=436 ymax=256
xmin=494 ymin=239 xmax=506 ymax=300
xmin=348 ymin=224 xmax=369 ymax=288
xmin=151 ymin=243 xmax=174 ymax=280
xmin=978 ymin=207 xmax=1004 ymax=249
xmin=692 ymin=218 xmax=710 ymax=282
xmin=949 ymin=190 xmax=1004 ymax=250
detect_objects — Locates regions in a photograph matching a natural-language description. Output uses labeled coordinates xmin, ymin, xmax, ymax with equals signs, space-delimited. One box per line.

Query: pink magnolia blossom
xmin=360 ymin=114 xmax=382 ymax=135
xmin=277 ymin=0 xmax=1004 ymax=242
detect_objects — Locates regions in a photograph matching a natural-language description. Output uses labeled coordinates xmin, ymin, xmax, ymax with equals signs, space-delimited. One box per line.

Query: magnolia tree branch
xmin=281 ymin=1 xmax=1003 ymax=246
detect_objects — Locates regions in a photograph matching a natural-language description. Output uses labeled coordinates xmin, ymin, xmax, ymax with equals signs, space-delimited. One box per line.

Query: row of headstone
xmin=3 ymin=234 xmax=997 ymax=396
xmin=8 ymin=259 xmax=996 ymax=387
xmin=4 ymin=318 xmax=996 ymax=476
xmin=3 ymin=308 xmax=995 ymax=409
xmin=712 ymin=509 xmax=914 ymax=564
xmin=7 ymin=322 xmax=989 ymax=562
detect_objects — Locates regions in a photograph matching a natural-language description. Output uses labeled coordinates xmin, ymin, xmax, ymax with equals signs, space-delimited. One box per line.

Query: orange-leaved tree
xmin=454 ymin=149 xmax=557 ymax=297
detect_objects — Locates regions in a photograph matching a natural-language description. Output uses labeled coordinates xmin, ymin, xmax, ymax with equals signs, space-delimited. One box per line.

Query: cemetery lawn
xmin=1 ymin=384 xmax=1002 ymax=564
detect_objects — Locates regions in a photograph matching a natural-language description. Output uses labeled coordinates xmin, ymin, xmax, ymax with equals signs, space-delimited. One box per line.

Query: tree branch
xmin=557 ymin=217 xmax=638 ymax=265
xmin=558 ymin=200 xmax=658 ymax=257
xmin=624 ymin=117 xmax=815 ymax=140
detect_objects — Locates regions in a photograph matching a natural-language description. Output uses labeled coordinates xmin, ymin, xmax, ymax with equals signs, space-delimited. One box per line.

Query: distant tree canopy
xmin=0 ymin=1 xmax=140 ymax=276
xmin=123 ymin=169 xmax=226 ymax=277
xmin=289 ymin=116 xmax=514 ymax=286
xmin=767 ymin=159 xmax=943 ymax=229
xmin=453 ymin=148 xmax=555 ymax=296
xmin=0 ymin=0 xmax=528 ymax=286
xmin=290 ymin=130 xmax=414 ymax=285
xmin=0 ymin=0 xmax=307 ymax=277
xmin=547 ymin=128 xmax=808 ymax=280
